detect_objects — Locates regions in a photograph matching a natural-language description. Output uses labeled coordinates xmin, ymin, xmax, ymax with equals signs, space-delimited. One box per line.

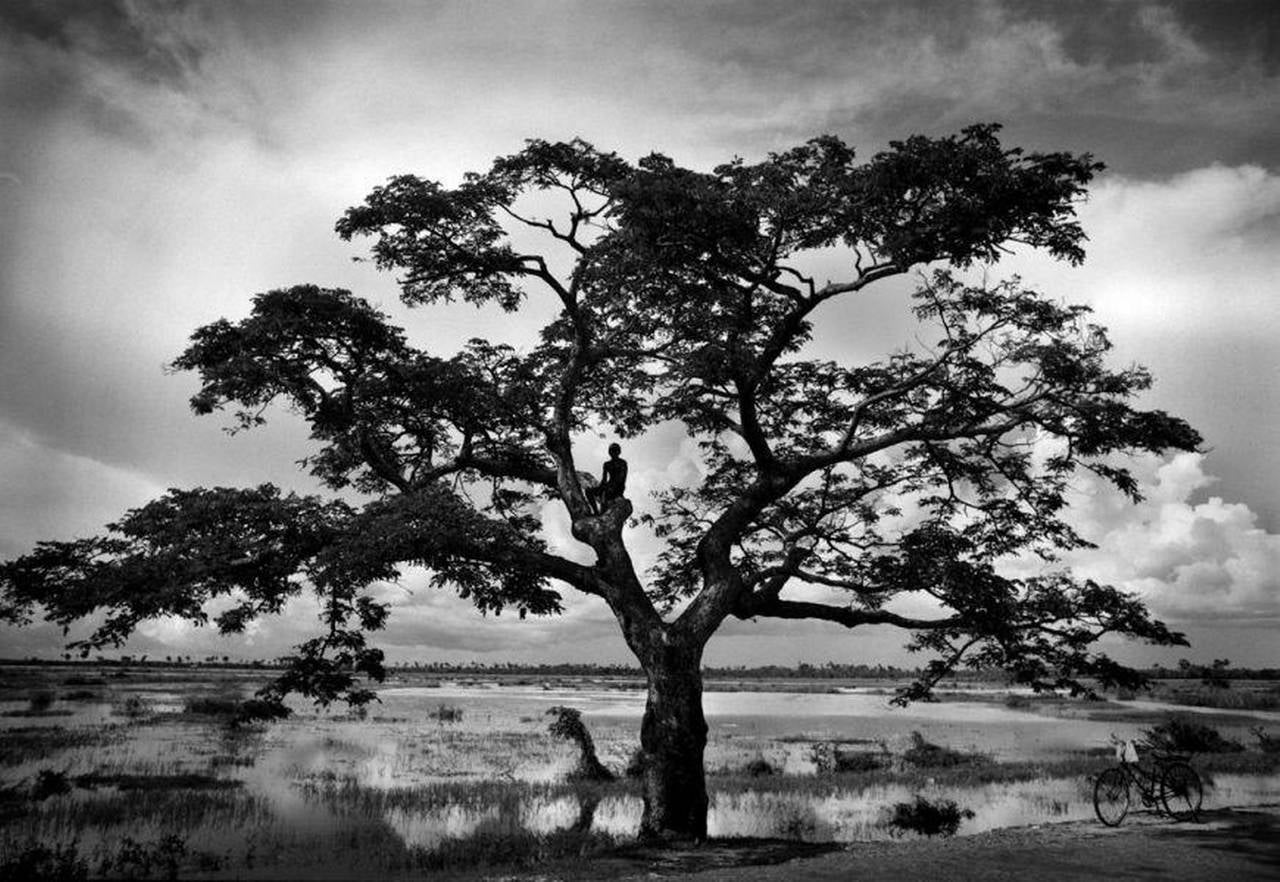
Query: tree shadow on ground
xmin=1150 ymin=807 xmax=1280 ymax=876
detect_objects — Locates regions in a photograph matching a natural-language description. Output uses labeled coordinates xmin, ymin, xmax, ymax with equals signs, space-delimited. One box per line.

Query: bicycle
xmin=1093 ymin=734 xmax=1203 ymax=826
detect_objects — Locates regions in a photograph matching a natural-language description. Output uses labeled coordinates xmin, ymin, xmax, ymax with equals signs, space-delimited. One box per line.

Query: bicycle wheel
xmin=1160 ymin=762 xmax=1203 ymax=821
xmin=1094 ymin=767 xmax=1130 ymax=826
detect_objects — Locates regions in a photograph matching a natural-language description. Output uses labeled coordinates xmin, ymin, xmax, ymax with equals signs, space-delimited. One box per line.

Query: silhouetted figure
xmin=586 ymin=443 xmax=627 ymax=514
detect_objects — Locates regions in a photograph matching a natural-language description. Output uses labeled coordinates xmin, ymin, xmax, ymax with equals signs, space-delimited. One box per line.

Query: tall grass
xmin=0 ymin=726 xmax=123 ymax=766
xmin=1152 ymin=685 xmax=1280 ymax=711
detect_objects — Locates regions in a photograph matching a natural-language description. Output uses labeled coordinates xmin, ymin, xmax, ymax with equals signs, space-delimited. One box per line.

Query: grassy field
xmin=2 ymin=664 xmax=1279 ymax=880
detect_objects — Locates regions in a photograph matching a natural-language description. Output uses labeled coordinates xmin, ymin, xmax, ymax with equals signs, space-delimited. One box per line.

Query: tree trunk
xmin=637 ymin=640 xmax=709 ymax=841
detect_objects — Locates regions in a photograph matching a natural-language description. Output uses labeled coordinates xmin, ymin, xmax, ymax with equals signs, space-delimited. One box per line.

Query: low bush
xmin=0 ymin=841 xmax=88 ymax=881
xmin=117 ymin=695 xmax=149 ymax=719
xmin=743 ymin=756 xmax=778 ymax=777
xmin=835 ymin=751 xmax=886 ymax=773
xmin=61 ymin=689 xmax=99 ymax=702
xmin=886 ymin=795 xmax=974 ymax=838
xmin=184 ymin=694 xmax=242 ymax=716
xmin=430 ymin=704 xmax=464 ymax=723
xmin=809 ymin=742 xmax=888 ymax=774
xmin=1142 ymin=716 xmax=1243 ymax=754
xmin=546 ymin=706 xmax=614 ymax=782
xmin=30 ymin=769 xmax=71 ymax=800
xmin=99 ymin=834 xmax=188 ymax=880
xmin=233 ymin=697 xmax=292 ymax=727
xmin=27 ymin=690 xmax=56 ymax=714
xmin=902 ymin=731 xmax=985 ymax=768
xmin=1252 ymin=727 xmax=1280 ymax=754
xmin=624 ymin=746 xmax=646 ymax=779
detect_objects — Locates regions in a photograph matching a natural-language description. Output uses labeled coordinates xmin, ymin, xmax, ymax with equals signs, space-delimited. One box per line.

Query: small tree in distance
xmin=1 ymin=124 xmax=1198 ymax=841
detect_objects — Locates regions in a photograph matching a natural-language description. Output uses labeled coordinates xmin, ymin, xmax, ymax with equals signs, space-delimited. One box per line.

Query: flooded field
xmin=3 ymin=666 xmax=1279 ymax=878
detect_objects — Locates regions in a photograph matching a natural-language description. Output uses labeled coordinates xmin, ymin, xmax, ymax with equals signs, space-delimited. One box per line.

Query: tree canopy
xmin=3 ymin=122 xmax=1197 ymax=711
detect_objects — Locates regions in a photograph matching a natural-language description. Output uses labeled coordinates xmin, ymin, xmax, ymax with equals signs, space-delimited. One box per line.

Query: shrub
xmin=886 ymin=795 xmax=975 ymax=838
xmin=833 ymin=751 xmax=886 ymax=773
xmin=546 ymin=706 xmax=614 ymax=782
xmin=624 ymin=746 xmax=646 ymax=779
xmin=430 ymin=704 xmax=464 ymax=723
xmin=233 ymin=697 xmax=291 ymax=727
xmin=184 ymin=694 xmax=241 ymax=717
xmin=26 ymin=690 xmax=56 ymax=714
xmin=99 ymin=834 xmax=187 ymax=880
xmin=117 ymin=695 xmax=149 ymax=719
xmin=902 ymin=731 xmax=983 ymax=768
xmin=0 ymin=842 xmax=88 ymax=881
xmin=744 ymin=756 xmax=778 ymax=777
xmin=809 ymin=742 xmax=887 ymax=774
xmin=30 ymin=769 xmax=71 ymax=800
xmin=61 ymin=689 xmax=99 ymax=702
xmin=1252 ymin=727 xmax=1280 ymax=755
xmin=1142 ymin=716 xmax=1243 ymax=754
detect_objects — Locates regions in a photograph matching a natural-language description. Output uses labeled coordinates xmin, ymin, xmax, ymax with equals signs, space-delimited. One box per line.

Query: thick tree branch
xmin=735 ymin=597 xmax=962 ymax=630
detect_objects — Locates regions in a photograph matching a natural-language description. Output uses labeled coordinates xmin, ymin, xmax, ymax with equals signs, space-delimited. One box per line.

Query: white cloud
xmin=1046 ymin=453 xmax=1280 ymax=624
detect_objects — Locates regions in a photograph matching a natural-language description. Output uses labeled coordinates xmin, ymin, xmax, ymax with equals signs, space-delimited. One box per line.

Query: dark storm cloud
xmin=2 ymin=0 xmax=1277 ymax=665
xmin=0 ymin=0 xmax=207 ymax=150
xmin=619 ymin=0 xmax=1280 ymax=175
xmin=0 ymin=0 xmax=204 ymax=86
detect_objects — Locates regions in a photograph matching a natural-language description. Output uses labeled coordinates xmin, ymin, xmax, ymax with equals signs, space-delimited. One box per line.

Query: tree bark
xmin=637 ymin=638 xmax=709 ymax=841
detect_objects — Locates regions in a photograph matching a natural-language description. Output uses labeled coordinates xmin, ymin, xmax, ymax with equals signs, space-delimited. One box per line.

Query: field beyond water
xmin=2 ymin=664 xmax=1280 ymax=880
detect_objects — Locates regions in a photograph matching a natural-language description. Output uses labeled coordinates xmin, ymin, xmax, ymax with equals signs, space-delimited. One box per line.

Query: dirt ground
xmin=605 ymin=805 xmax=1280 ymax=882
xmin=487 ymin=805 xmax=1280 ymax=882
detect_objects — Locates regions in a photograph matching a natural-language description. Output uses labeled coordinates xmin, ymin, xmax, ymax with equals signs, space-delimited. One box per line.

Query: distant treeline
xmin=2 ymin=656 xmax=1277 ymax=680
xmin=396 ymin=661 xmax=926 ymax=679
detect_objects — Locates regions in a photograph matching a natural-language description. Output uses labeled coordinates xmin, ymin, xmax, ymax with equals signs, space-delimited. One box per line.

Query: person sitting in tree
xmin=587 ymin=443 xmax=627 ymax=513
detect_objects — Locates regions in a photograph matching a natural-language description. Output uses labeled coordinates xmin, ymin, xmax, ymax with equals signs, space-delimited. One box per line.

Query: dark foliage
xmin=886 ymin=795 xmax=975 ymax=837
xmin=30 ymin=768 xmax=71 ymax=800
xmin=743 ymin=756 xmax=779 ymax=777
xmin=26 ymin=689 xmax=55 ymax=713
xmin=0 ymin=841 xmax=88 ymax=882
xmin=98 ymin=834 xmax=188 ymax=881
xmin=902 ymin=731 xmax=986 ymax=768
xmin=1 ymin=126 xmax=1200 ymax=839
xmin=546 ymin=706 xmax=615 ymax=782
xmin=809 ymin=742 xmax=888 ymax=774
xmin=1142 ymin=716 xmax=1243 ymax=754
xmin=1252 ymin=727 xmax=1280 ymax=754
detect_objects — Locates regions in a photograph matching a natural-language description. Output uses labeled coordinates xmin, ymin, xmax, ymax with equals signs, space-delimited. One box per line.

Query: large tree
xmin=1 ymin=125 xmax=1197 ymax=840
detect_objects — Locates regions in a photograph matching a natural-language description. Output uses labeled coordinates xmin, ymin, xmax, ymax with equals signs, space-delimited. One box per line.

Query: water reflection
xmin=368 ymin=771 xmax=1280 ymax=851
xmin=385 ymin=803 xmax=500 ymax=850
xmin=8 ymin=678 xmax=1280 ymax=868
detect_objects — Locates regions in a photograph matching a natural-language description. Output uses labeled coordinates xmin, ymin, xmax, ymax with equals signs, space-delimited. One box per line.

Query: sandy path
xmin=614 ymin=806 xmax=1280 ymax=882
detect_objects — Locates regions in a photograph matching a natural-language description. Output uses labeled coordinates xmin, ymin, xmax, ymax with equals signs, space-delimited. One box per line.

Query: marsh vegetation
xmin=2 ymin=664 xmax=1279 ymax=878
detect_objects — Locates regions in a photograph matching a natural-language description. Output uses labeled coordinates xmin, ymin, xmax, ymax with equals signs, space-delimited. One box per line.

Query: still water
xmin=5 ymin=680 xmax=1280 ymax=858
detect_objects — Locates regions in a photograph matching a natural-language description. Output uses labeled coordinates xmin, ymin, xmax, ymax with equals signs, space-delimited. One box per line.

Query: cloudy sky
xmin=1 ymin=0 xmax=1278 ymax=669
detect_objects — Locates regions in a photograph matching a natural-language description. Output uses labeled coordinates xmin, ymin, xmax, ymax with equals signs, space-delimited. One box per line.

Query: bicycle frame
xmin=1094 ymin=737 xmax=1203 ymax=826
